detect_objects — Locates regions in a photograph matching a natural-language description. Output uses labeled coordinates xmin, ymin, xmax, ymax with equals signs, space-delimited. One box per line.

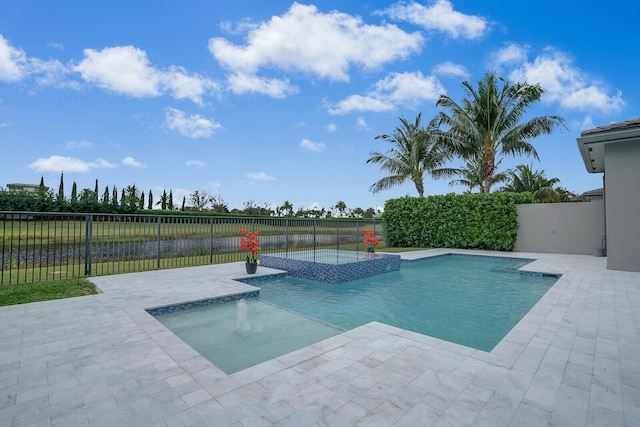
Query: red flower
xmin=239 ymin=229 xmax=260 ymax=263
xmin=363 ymin=227 xmax=379 ymax=247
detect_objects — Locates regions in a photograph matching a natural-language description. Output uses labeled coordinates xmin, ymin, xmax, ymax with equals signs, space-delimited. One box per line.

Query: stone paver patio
xmin=0 ymin=249 xmax=638 ymax=426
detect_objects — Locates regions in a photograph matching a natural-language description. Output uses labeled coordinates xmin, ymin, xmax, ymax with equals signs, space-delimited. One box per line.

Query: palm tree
xmin=436 ymin=72 xmax=566 ymax=193
xmin=449 ymin=157 xmax=508 ymax=193
xmin=334 ymin=200 xmax=347 ymax=217
xmin=281 ymin=200 xmax=294 ymax=217
xmin=501 ymin=164 xmax=573 ymax=202
xmin=367 ymin=113 xmax=455 ymax=197
xmin=156 ymin=190 xmax=168 ymax=210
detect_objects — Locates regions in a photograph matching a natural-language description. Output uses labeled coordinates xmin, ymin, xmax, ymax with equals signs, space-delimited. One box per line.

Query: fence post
xmin=209 ymin=218 xmax=213 ymax=264
xmin=157 ymin=216 xmax=161 ymax=269
xmin=84 ymin=214 xmax=92 ymax=276
xmin=313 ymin=220 xmax=317 ymax=251
xmin=285 ymin=218 xmax=289 ymax=253
xmin=337 ymin=221 xmax=340 ymax=251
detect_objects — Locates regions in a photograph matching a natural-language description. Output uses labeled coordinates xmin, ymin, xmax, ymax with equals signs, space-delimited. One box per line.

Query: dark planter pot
xmin=245 ymin=262 xmax=258 ymax=274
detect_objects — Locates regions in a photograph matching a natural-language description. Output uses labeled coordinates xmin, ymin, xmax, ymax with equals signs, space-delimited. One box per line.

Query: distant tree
xmin=147 ymin=190 xmax=153 ymax=210
xmin=334 ymin=200 xmax=348 ymax=217
xmin=367 ymin=113 xmax=454 ymax=197
xmin=157 ymin=190 xmax=168 ymax=210
xmin=364 ymin=207 xmax=376 ymax=218
xmin=111 ymin=186 xmax=119 ymax=209
xmin=94 ymin=179 xmax=99 ymax=200
xmin=181 ymin=196 xmax=186 ymax=211
xmin=123 ymin=184 xmax=139 ymax=212
xmin=56 ymin=172 xmax=65 ymax=205
xmin=209 ymin=195 xmax=229 ymax=213
xmin=189 ymin=190 xmax=210 ymax=211
xmin=501 ymin=163 xmax=574 ymax=202
xmin=102 ymin=186 xmax=110 ymax=204
xmin=38 ymin=176 xmax=46 ymax=197
xmin=70 ymin=181 xmax=78 ymax=204
xmin=139 ymin=191 xmax=145 ymax=210
xmin=168 ymin=190 xmax=174 ymax=210
xmin=280 ymin=200 xmax=294 ymax=217
xmin=437 ymin=71 xmax=566 ymax=193
xmin=352 ymin=207 xmax=364 ymax=218
xmin=78 ymin=188 xmax=100 ymax=212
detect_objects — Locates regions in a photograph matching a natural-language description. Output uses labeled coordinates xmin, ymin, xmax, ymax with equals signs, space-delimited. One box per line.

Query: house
xmin=6 ymin=183 xmax=41 ymax=194
xmin=576 ymin=118 xmax=640 ymax=272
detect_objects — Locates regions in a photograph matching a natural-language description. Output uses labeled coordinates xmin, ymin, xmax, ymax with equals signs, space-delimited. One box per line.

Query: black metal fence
xmin=0 ymin=212 xmax=384 ymax=285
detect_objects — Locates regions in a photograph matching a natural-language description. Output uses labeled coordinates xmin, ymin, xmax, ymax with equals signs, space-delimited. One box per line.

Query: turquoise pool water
xmin=153 ymin=255 xmax=558 ymax=373
xmin=256 ymin=255 xmax=558 ymax=352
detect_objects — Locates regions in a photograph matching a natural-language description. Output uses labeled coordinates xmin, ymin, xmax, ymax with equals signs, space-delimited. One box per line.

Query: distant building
xmin=6 ymin=183 xmax=42 ymax=193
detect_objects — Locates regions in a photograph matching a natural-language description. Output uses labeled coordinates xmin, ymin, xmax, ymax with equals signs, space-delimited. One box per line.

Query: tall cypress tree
xmin=120 ymin=188 xmax=125 ymax=207
xmin=148 ymin=189 xmax=153 ymax=210
xmin=181 ymin=196 xmax=186 ymax=211
xmin=111 ymin=186 xmax=119 ymax=209
xmin=168 ymin=190 xmax=174 ymax=210
xmin=102 ymin=185 xmax=110 ymax=204
xmin=57 ymin=171 xmax=65 ymax=204
xmin=139 ymin=191 xmax=145 ymax=210
xmin=94 ymin=179 xmax=99 ymax=200
xmin=70 ymin=181 xmax=78 ymax=203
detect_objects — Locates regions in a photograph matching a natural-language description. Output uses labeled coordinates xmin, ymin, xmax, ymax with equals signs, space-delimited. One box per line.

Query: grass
xmin=0 ymin=278 xmax=99 ymax=307
xmin=0 ymin=245 xmax=429 ymax=304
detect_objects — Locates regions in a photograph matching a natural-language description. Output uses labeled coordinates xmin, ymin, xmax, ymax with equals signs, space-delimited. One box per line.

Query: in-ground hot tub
xmin=259 ymin=249 xmax=401 ymax=284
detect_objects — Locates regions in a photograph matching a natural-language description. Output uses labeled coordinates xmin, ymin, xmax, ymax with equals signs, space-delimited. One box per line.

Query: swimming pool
xmin=152 ymin=254 xmax=558 ymax=373
xmin=255 ymin=254 xmax=558 ymax=351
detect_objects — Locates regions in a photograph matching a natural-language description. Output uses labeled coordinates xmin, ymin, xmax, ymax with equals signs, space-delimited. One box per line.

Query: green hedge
xmin=381 ymin=192 xmax=533 ymax=251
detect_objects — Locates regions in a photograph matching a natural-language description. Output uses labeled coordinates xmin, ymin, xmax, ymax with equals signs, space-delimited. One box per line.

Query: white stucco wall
xmin=514 ymin=201 xmax=605 ymax=255
xmin=604 ymin=141 xmax=640 ymax=272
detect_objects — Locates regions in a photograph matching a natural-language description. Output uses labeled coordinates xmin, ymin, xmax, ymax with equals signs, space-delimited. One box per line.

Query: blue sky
xmin=0 ymin=1 xmax=636 ymax=213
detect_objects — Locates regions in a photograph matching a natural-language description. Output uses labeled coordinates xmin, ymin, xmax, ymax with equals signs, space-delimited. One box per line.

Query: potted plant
xmin=239 ymin=229 xmax=260 ymax=274
xmin=363 ymin=227 xmax=379 ymax=253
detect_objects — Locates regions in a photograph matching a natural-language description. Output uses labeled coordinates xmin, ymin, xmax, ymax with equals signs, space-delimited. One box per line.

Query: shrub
xmin=382 ymin=192 xmax=533 ymax=251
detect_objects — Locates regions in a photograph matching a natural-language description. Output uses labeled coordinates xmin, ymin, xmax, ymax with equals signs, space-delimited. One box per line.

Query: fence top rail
xmin=0 ymin=211 xmax=382 ymax=223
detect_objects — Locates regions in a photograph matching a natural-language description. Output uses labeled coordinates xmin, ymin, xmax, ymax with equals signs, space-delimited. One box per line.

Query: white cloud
xmin=74 ymin=46 xmax=161 ymax=97
xmin=492 ymin=43 xmax=528 ymax=66
xmin=0 ymin=34 xmax=26 ymax=81
xmin=65 ymin=140 xmax=93 ymax=149
xmin=380 ymin=0 xmax=488 ymax=40
xmin=186 ymin=160 xmax=205 ymax=167
xmin=508 ymin=50 xmax=625 ymax=113
xmin=355 ymin=117 xmax=368 ymax=130
xmin=209 ymin=3 xmax=422 ymax=95
xmin=327 ymin=94 xmax=395 ymax=115
xmin=122 ymin=156 xmax=147 ymax=168
xmin=48 ymin=42 xmax=64 ymax=50
xmin=300 ymin=138 xmax=325 ymax=152
xmin=219 ymin=17 xmax=259 ymax=35
xmin=432 ymin=61 xmax=469 ymax=79
xmin=0 ymin=35 xmax=75 ymax=88
xmin=580 ymin=115 xmax=595 ymax=131
xmin=325 ymin=123 xmax=337 ymax=132
xmin=73 ymin=46 xmax=217 ymax=104
xmin=226 ymin=72 xmax=297 ymax=98
xmin=29 ymin=155 xmax=117 ymax=172
xmin=326 ymin=71 xmax=444 ymax=114
xmin=161 ymin=66 xmax=219 ymax=105
xmin=246 ymin=172 xmax=275 ymax=182
xmin=165 ymin=107 xmax=222 ymax=138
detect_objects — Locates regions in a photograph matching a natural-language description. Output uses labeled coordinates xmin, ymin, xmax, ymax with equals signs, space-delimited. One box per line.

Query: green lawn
xmin=0 ymin=246 xmax=429 ymax=306
xmin=0 ymin=278 xmax=99 ymax=306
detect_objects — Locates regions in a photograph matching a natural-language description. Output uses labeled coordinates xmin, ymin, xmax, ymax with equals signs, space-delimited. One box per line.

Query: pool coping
xmin=1 ymin=248 xmax=636 ymax=426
